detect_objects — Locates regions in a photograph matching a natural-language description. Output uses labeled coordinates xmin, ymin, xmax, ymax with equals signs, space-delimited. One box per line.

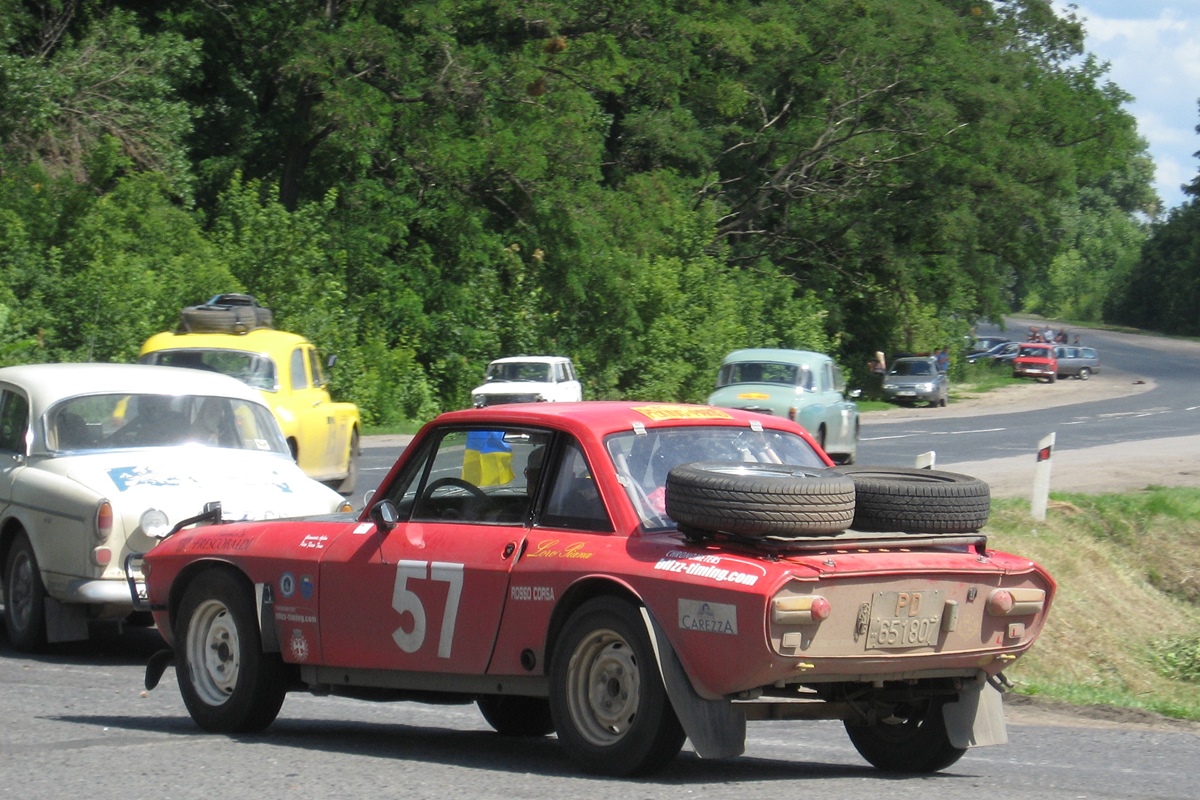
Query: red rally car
xmin=131 ymin=402 xmax=1055 ymax=777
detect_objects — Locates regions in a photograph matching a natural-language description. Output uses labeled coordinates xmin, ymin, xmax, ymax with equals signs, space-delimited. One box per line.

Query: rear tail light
xmin=773 ymin=595 xmax=831 ymax=625
xmin=986 ymin=587 xmax=1046 ymax=616
xmin=95 ymin=501 xmax=113 ymax=542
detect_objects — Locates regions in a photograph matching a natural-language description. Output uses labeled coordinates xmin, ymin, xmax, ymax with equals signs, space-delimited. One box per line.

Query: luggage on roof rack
xmin=178 ymin=294 xmax=274 ymax=334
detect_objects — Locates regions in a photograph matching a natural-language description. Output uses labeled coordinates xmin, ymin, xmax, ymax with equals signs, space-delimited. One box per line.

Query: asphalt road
xmin=859 ymin=321 xmax=1200 ymax=466
xmin=1 ymin=625 xmax=1196 ymax=800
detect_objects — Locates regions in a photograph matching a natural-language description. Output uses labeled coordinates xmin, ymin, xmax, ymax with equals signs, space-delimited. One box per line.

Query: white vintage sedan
xmin=0 ymin=363 xmax=353 ymax=651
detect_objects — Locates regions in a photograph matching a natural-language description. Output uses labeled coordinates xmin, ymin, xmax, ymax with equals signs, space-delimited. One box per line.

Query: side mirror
xmin=848 ymin=389 xmax=861 ymax=399
xmin=368 ymin=499 xmax=400 ymax=533
xmin=326 ymin=354 xmax=338 ymax=369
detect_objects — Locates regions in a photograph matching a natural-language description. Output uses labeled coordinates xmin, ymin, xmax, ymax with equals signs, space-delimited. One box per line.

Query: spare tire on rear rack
xmin=665 ymin=462 xmax=855 ymax=539
xmin=832 ymin=465 xmax=990 ymax=533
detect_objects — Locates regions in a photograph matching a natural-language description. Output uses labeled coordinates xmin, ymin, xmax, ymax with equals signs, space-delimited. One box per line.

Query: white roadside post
xmin=914 ymin=451 xmax=936 ymax=470
xmin=1030 ymin=432 xmax=1055 ymax=521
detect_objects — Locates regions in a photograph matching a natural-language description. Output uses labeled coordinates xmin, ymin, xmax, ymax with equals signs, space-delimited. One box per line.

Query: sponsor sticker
xmin=631 ymin=405 xmax=733 ymax=421
xmin=300 ymin=575 xmax=315 ymax=600
xmin=289 ymin=629 xmax=310 ymax=662
xmin=525 ymin=539 xmax=594 ymax=560
xmin=279 ymin=572 xmax=295 ymax=599
xmin=654 ymin=551 xmax=763 ymax=586
xmin=678 ymin=599 xmax=738 ymax=635
xmin=510 ymin=585 xmax=556 ymax=602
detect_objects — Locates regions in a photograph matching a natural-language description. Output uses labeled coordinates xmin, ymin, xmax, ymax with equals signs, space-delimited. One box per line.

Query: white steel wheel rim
xmin=565 ymin=627 xmax=641 ymax=747
xmin=7 ymin=550 xmax=34 ymax=630
xmin=186 ymin=599 xmax=241 ymax=706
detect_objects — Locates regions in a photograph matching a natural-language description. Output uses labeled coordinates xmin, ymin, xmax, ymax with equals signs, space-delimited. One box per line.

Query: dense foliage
xmin=0 ymin=1 xmax=1164 ymax=423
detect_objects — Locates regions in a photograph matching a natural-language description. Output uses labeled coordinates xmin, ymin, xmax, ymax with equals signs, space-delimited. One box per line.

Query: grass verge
xmin=985 ymin=489 xmax=1200 ymax=720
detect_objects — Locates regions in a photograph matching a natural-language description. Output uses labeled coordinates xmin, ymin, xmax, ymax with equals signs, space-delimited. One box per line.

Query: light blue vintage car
xmin=706 ymin=348 xmax=859 ymax=463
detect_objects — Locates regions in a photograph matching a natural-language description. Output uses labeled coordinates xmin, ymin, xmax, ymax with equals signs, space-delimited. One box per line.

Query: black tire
xmin=335 ymin=430 xmax=360 ymax=495
xmin=4 ymin=533 xmax=47 ymax=652
xmin=665 ymin=462 xmax=855 ymax=537
xmin=549 ymin=597 xmax=685 ymax=776
xmin=1048 ymin=373 xmax=1057 ymax=383
xmin=1078 ymin=367 xmax=1091 ymax=380
xmin=844 ymin=696 xmax=966 ymax=773
xmin=175 ymin=570 xmax=287 ymax=733
xmin=477 ymin=695 xmax=555 ymax=736
xmin=833 ymin=466 xmax=990 ymax=533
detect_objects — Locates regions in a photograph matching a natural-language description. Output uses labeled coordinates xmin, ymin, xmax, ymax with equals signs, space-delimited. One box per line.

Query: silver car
xmin=881 ymin=356 xmax=949 ymax=407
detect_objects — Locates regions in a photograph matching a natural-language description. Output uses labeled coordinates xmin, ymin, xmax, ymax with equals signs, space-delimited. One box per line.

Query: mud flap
xmin=640 ymin=607 xmax=746 ymax=760
xmin=943 ymin=678 xmax=1007 ymax=748
xmin=256 ymin=582 xmax=279 ymax=653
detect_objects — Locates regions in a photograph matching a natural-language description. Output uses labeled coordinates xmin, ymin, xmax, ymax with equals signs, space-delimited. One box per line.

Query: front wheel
xmin=4 ymin=533 xmax=47 ymax=652
xmin=175 ymin=570 xmax=287 ymax=733
xmin=549 ymin=597 xmax=685 ymax=776
xmin=843 ymin=697 xmax=966 ymax=773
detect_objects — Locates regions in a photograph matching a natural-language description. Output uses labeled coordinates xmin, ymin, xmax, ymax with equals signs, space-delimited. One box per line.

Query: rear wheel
xmin=1078 ymin=367 xmax=1091 ymax=380
xmin=4 ymin=533 xmax=47 ymax=652
xmin=477 ymin=695 xmax=555 ymax=736
xmin=844 ymin=696 xmax=966 ymax=773
xmin=549 ymin=597 xmax=685 ymax=776
xmin=176 ymin=570 xmax=286 ymax=733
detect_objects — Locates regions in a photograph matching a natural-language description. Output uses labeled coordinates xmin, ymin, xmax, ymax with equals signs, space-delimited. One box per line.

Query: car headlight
xmin=918 ymin=382 xmax=934 ymax=391
xmin=882 ymin=382 xmax=896 ymax=389
xmin=472 ymin=393 xmax=486 ymax=407
xmin=139 ymin=508 xmax=171 ymax=539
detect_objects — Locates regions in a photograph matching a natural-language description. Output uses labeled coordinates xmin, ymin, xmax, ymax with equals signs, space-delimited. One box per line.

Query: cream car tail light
xmin=95 ymin=501 xmax=113 ymax=542
xmin=772 ymin=595 xmax=831 ymax=625
xmin=986 ymin=587 xmax=1046 ymax=616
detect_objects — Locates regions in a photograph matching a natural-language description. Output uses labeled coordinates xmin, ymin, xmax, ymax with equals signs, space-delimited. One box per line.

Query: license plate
xmin=897 ymin=391 xmax=915 ymax=396
xmin=865 ymin=590 xmax=943 ymax=649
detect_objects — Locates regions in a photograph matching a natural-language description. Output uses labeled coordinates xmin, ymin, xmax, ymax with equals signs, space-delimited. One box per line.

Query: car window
xmin=140 ymin=349 xmax=278 ymax=391
xmin=1082 ymin=348 xmax=1097 ymax=358
xmin=539 ymin=438 xmax=612 ymax=532
xmin=832 ymin=365 xmax=846 ymax=394
xmin=606 ymin=425 xmax=825 ymax=531
xmin=49 ymin=394 xmax=291 ymax=454
xmin=0 ymin=389 xmax=29 ymax=453
xmin=397 ymin=427 xmax=551 ymax=525
xmin=307 ymin=347 xmax=326 ymax=387
xmin=290 ymin=348 xmax=309 ymax=391
xmin=716 ymin=362 xmax=806 ymax=388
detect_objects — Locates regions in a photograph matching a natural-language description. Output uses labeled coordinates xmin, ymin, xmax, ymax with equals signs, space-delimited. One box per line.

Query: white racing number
xmin=391 ymin=560 xmax=464 ymax=658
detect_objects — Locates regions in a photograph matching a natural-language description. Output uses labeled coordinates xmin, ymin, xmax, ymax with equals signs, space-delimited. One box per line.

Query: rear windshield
xmin=605 ymin=424 xmax=824 ymax=531
xmin=715 ymin=362 xmax=811 ymax=389
xmin=140 ymin=349 xmax=277 ymax=391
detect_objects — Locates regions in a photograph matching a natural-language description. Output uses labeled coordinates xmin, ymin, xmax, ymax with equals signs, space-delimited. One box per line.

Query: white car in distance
xmin=0 ymin=363 xmax=352 ymax=652
xmin=471 ymin=356 xmax=582 ymax=408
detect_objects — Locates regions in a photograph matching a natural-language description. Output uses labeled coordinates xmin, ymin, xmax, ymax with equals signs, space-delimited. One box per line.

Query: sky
xmin=1052 ymin=1 xmax=1200 ymax=211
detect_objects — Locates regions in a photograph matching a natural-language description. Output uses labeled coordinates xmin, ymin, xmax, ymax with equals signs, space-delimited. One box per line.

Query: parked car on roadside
xmin=0 ymin=363 xmax=353 ymax=652
xmin=139 ymin=301 xmax=361 ymax=493
xmin=880 ymin=356 xmax=950 ymax=407
xmin=470 ymin=356 xmax=582 ymax=408
xmin=133 ymin=401 xmax=1054 ymax=777
xmin=1013 ymin=343 xmax=1059 ymax=383
xmin=968 ymin=335 xmax=1013 ymax=354
xmin=1054 ymin=346 xmax=1100 ymax=380
xmin=706 ymin=349 xmax=858 ymax=463
xmin=967 ymin=341 xmax=1021 ymax=365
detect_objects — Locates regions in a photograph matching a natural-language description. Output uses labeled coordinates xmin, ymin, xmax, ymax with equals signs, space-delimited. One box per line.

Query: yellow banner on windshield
xmin=632 ymin=405 xmax=733 ymax=421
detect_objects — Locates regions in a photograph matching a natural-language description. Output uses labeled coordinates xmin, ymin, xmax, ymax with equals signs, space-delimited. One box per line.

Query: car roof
xmin=140 ymin=327 xmax=311 ymax=355
xmin=487 ymin=355 xmax=572 ymax=365
xmin=719 ymin=348 xmax=830 ymax=365
xmin=430 ymin=401 xmax=806 ymax=440
xmin=0 ymin=363 xmax=269 ymax=413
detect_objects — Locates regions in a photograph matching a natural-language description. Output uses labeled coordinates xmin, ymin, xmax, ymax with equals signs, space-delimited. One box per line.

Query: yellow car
xmin=139 ymin=328 xmax=361 ymax=493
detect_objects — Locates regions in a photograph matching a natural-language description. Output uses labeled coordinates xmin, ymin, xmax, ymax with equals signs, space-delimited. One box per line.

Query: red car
xmin=1013 ymin=342 xmax=1059 ymax=383
xmin=132 ymin=402 xmax=1055 ymax=776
